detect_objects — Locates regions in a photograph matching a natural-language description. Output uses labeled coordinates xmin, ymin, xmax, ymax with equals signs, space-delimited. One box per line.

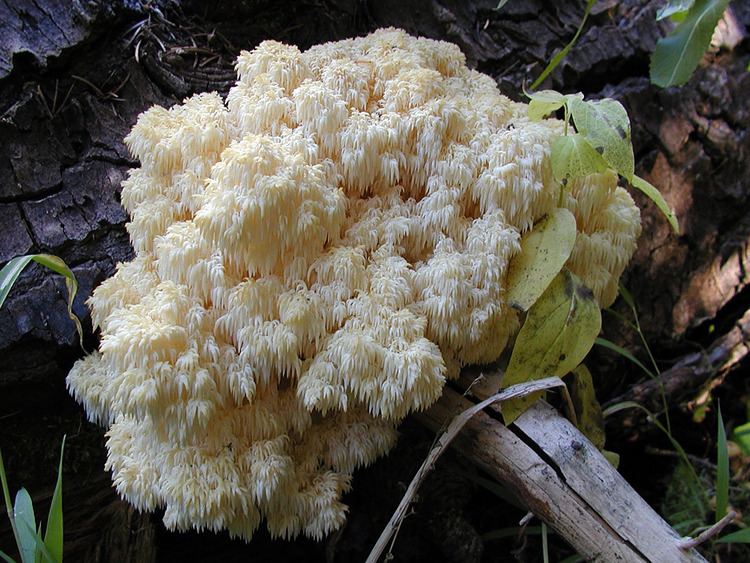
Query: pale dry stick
xmin=678 ymin=511 xmax=737 ymax=550
xmin=366 ymin=376 xmax=569 ymax=563
xmin=416 ymin=390 xmax=706 ymax=561
xmin=518 ymin=511 xmax=534 ymax=527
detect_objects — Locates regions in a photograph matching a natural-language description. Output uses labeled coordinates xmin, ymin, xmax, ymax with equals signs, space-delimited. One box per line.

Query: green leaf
xmin=602 ymin=450 xmax=620 ymax=468
xmin=568 ymin=364 xmax=605 ymax=450
xmin=618 ymin=283 xmax=637 ymax=311
xmin=595 ymin=337 xmax=656 ymax=379
xmin=0 ymin=255 xmax=84 ymax=349
xmin=506 ymin=208 xmax=577 ymax=311
xmin=494 ymin=0 xmax=510 ymax=10
xmin=631 ymin=174 xmax=680 ymax=234
xmin=650 ymin=0 xmax=730 ymax=87
xmin=0 ymin=450 xmax=22 ymax=559
xmin=569 ymin=97 xmax=634 ymax=182
xmin=1 ymin=449 xmax=14 ymax=521
xmin=731 ymin=421 xmax=750 ymax=456
xmin=501 ymin=270 xmax=602 ymax=424
xmin=0 ymin=550 xmax=16 ymax=563
xmin=530 ymin=0 xmax=596 ymax=90
xmin=14 ymin=489 xmax=37 ymax=563
xmin=717 ymin=528 xmax=750 ymax=543
xmin=716 ymin=405 xmax=729 ymax=522
xmin=551 ymin=134 xmax=609 ymax=182
xmin=657 ymin=0 xmax=695 ymax=20
xmin=0 ymin=255 xmax=35 ymax=310
xmin=15 ymin=521 xmax=54 ymax=563
xmin=44 ymin=437 xmax=65 ymax=563
xmin=526 ymin=90 xmax=565 ymax=121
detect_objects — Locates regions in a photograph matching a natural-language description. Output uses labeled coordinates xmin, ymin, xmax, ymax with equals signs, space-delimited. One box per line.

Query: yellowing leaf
xmin=506 ymin=208 xmax=577 ymax=311
xmin=568 ymin=364 xmax=605 ymax=450
xmin=569 ymin=97 xmax=634 ymax=182
xmin=501 ymin=270 xmax=602 ymax=425
xmin=631 ymin=174 xmax=680 ymax=234
xmin=550 ymin=134 xmax=608 ymax=181
xmin=527 ymin=90 xmax=565 ymax=121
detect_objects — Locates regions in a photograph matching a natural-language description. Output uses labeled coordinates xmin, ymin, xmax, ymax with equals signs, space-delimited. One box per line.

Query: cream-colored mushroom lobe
xmin=67 ymin=28 xmax=640 ymax=540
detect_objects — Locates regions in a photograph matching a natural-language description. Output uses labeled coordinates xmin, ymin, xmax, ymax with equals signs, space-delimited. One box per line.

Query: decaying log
xmin=415 ymin=390 xmax=706 ymax=563
xmin=609 ymin=307 xmax=750 ymax=415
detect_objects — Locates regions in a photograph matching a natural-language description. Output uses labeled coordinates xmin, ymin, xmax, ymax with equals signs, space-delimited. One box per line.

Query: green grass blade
xmin=716 ymin=405 xmax=729 ymax=522
xmin=618 ymin=283 xmax=636 ymax=311
xmin=731 ymin=421 xmax=750 ymax=455
xmin=650 ymin=0 xmax=730 ymax=87
xmin=16 ymin=520 xmax=55 ymax=563
xmin=603 ymin=401 xmax=707 ymax=506
xmin=541 ymin=522 xmax=549 ymax=563
xmin=595 ymin=337 xmax=656 ymax=379
xmin=0 ymin=255 xmax=83 ymax=349
xmin=530 ymin=0 xmax=596 ymax=89
xmin=0 ymin=256 xmax=35 ymax=310
xmin=717 ymin=528 xmax=750 ymax=543
xmin=30 ymin=255 xmax=83 ymax=350
xmin=0 ymin=550 xmax=17 ymax=563
xmin=13 ymin=489 xmax=37 ymax=563
xmin=631 ymin=175 xmax=680 ymax=234
xmin=0 ymin=450 xmax=22 ymax=560
xmin=43 ymin=437 xmax=64 ymax=562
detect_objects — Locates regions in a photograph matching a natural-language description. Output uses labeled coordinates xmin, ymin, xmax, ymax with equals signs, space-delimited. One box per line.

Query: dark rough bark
xmin=0 ymin=0 xmax=748 ymax=561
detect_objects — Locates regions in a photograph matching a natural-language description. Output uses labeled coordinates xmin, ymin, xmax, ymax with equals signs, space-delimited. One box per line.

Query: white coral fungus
xmin=67 ymin=29 xmax=641 ymax=541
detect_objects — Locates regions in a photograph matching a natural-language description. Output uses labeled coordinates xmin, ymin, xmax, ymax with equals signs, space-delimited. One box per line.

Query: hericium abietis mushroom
xmin=67 ymin=28 xmax=641 ymax=541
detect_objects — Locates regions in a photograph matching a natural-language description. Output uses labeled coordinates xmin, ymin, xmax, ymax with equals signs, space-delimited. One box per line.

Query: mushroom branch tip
xmin=67 ymin=28 xmax=641 ymax=541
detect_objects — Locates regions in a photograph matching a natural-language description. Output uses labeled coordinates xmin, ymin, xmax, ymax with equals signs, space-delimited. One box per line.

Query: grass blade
xmin=0 ymin=256 xmax=35 ymax=309
xmin=0 ymin=450 xmax=22 ymax=561
xmin=29 ymin=255 xmax=83 ymax=350
xmin=618 ymin=283 xmax=636 ymax=311
xmin=43 ymin=437 xmax=65 ymax=562
xmin=595 ymin=337 xmax=656 ymax=379
xmin=717 ymin=528 xmax=750 ymax=543
xmin=603 ymin=401 xmax=707 ymax=506
xmin=716 ymin=405 xmax=729 ymax=522
xmin=630 ymin=175 xmax=680 ymax=234
xmin=16 ymin=521 xmax=55 ymax=563
xmin=0 ymin=550 xmax=17 ymax=563
xmin=13 ymin=489 xmax=36 ymax=563
xmin=530 ymin=0 xmax=596 ymax=89
xmin=0 ymin=255 xmax=83 ymax=349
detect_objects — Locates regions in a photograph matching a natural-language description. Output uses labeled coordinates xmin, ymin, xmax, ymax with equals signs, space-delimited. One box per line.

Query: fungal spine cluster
xmin=67 ymin=28 xmax=640 ymax=540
